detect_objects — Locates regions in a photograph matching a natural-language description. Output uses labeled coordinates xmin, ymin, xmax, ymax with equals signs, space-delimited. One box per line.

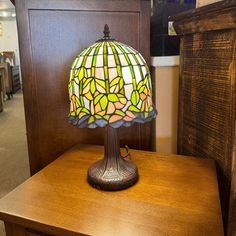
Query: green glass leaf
xmin=83 ymin=77 xmax=93 ymax=88
xmin=94 ymin=94 xmax=104 ymax=105
xmin=108 ymin=94 xmax=119 ymax=102
xmin=128 ymin=105 xmax=140 ymax=112
xmin=115 ymin=110 xmax=125 ymax=117
xmin=76 ymin=107 xmax=82 ymax=115
xmin=77 ymin=67 xmax=87 ymax=81
xmin=81 ymin=108 xmax=90 ymax=114
xmin=117 ymin=94 xmax=125 ymax=98
xmin=144 ymin=112 xmax=149 ymax=118
xmin=73 ymin=95 xmax=81 ymax=107
xmin=88 ymin=116 xmax=95 ymax=124
xmin=144 ymin=75 xmax=149 ymax=85
xmin=91 ymin=80 xmax=96 ymax=94
xmin=100 ymin=95 xmax=108 ymax=110
xmin=95 ymin=79 xmax=106 ymax=88
xmin=137 ymin=81 xmax=144 ymax=90
xmin=110 ymin=77 xmax=120 ymax=87
xmin=103 ymin=115 xmax=110 ymax=120
xmin=139 ymin=85 xmax=146 ymax=93
xmin=70 ymin=111 xmax=76 ymax=116
xmin=95 ymin=115 xmax=102 ymax=119
xmin=120 ymin=88 xmax=125 ymax=95
xmin=131 ymin=90 xmax=140 ymax=106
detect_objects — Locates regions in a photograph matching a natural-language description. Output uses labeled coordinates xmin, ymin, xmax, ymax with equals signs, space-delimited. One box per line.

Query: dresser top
xmin=171 ymin=1 xmax=236 ymax=34
xmin=0 ymin=145 xmax=223 ymax=236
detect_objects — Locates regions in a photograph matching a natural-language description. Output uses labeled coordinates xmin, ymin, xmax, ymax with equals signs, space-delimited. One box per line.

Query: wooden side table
xmin=0 ymin=145 xmax=224 ymax=236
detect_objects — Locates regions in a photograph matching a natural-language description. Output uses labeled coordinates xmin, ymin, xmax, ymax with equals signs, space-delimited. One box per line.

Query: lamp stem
xmin=104 ymin=126 xmax=120 ymax=167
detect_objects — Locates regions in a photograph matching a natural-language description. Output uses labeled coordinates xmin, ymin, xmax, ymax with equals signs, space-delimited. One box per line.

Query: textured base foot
xmin=87 ymin=156 xmax=139 ymax=191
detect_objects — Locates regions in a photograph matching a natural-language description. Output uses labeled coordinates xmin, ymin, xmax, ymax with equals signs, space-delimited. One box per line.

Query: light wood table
xmin=0 ymin=145 xmax=224 ymax=236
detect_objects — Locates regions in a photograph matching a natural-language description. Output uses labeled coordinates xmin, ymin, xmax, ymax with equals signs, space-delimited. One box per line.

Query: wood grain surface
xmin=0 ymin=145 xmax=223 ymax=236
xmin=172 ymin=1 xmax=236 ymax=232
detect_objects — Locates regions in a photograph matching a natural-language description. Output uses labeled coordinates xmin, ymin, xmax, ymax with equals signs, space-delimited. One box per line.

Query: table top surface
xmin=0 ymin=145 xmax=223 ymax=236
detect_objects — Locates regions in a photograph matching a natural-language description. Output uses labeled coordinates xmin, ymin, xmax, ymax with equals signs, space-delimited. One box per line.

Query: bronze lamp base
xmin=87 ymin=126 xmax=139 ymax=191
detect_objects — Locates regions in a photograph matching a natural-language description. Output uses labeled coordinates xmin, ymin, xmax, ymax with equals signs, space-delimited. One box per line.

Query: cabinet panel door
xmin=16 ymin=0 xmax=152 ymax=174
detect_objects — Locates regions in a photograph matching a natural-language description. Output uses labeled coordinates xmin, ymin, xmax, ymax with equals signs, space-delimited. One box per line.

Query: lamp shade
xmin=68 ymin=31 xmax=156 ymax=128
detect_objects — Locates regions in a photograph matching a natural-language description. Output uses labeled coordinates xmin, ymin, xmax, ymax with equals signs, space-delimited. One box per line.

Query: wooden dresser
xmin=171 ymin=1 xmax=236 ymax=233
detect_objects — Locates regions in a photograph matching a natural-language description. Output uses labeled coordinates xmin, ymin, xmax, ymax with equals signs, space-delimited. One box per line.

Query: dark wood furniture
xmin=0 ymin=63 xmax=13 ymax=100
xmin=171 ymin=1 xmax=236 ymax=232
xmin=11 ymin=66 xmax=20 ymax=93
xmin=0 ymin=145 xmax=223 ymax=236
xmin=15 ymin=0 xmax=154 ymax=176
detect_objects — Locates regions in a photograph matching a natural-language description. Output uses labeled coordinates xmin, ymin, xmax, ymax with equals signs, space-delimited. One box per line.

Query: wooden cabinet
xmin=15 ymin=0 xmax=154 ymax=175
xmin=0 ymin=63 xmax=13 ymax=100
xmin=171 ymin=1 xmax=236 ymax=233
xmin=11 ymin=66 xmax=21 ymax=93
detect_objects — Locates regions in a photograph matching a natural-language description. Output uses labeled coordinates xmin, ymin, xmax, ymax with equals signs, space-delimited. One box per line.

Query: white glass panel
xmin=114 ymin=44 xmax=123 ymax=54
xmin=122 ymin=100 xmax=131 ymax=112
xmin=89 ymin=47 xmax=96 ymax=56
xmin=119 ymin=55 xmax=128 ymax=66
xmin=87 ymin=69 xmax=91 ymax=77
xmin=128 ymin=46 xmax=137 ymax=54
xmin=141 ymin=66 xmax=148 ymax=77
xmin=137 ymin=99 xmax=142 ymax=109
xmin=128 ymin=54 xmax=137 ymax=65
xmin=122 ymin=67 xmax=132 ymax=84
xmin=136 ymin=54 xmax=145 ymax=66
xmin=133 ymin=66 xmax=142 ymax=83
xmin=108 ymin=46 xmax=113 ymax=55
xmin=85 ymin=56 xmax=93 ymax=68
xmin=97 ymin=42 xmax=104 ymax=55
xmin=74 ymin=86 xmax=80 ymax=98
xmin=108 ymin=55 xmax=116 ymax=67
xmin=96 ymin=55 xmax=104 ymax=67
xmin=74 ymin=56 xmax=84 ymax=69
xmin=124 ymin=84 xmax=133 ymax=99
xmin=121 ymin=45 xmax=130 ymax=54
xmin=95 ymin=67 xmax=104 ymax=80
xmin=108 ymin=68 xmax=118 ymax=81
xmin=84 ymin=97 xmax=90 ymax=110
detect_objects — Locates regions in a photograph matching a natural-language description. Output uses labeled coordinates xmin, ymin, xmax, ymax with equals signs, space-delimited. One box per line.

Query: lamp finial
xmin=103 ymin=24 xmax=110 ymax=39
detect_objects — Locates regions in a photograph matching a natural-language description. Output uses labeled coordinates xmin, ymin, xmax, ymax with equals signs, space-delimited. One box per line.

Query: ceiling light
xmin=2 ymin=12 xmax=8 ymax=17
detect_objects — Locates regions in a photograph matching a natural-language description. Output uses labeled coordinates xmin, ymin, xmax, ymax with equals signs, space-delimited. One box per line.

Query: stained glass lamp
xmin=68 ymin=25 xmax=156 ymax=190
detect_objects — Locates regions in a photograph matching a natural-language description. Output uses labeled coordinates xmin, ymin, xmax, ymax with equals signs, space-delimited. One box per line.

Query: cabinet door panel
xmin=16 ymin=0 xmax=152 ymax=174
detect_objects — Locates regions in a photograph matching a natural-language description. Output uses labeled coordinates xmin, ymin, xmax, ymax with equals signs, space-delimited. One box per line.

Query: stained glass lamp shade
xmin=68 ymin=25 xmax=156 ymax=190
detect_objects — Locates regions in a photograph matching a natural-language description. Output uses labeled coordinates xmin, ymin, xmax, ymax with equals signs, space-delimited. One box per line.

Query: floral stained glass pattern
xmin=68 ymin=40 xmax=156 ymax=128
